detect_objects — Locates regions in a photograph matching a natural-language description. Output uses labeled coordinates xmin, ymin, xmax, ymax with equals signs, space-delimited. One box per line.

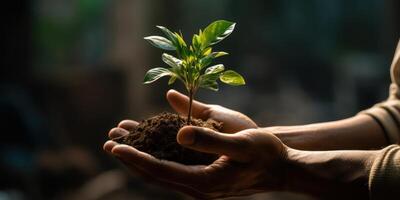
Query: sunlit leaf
xmin=199 ymin=51 xmax=229 ymax=69
xmin=157 ymin=26 xmax=178 ymax=46
xmin=162 ymin=53 xmax=182 ymax=68
xmin=201 ymin=20 xmax=236 ymax=48
xmin=199 ymin=73 xmax=220 ymax=91
xmin=205 ymin=64 xmax=224 ymax=74
xmin=174 ymin=32 xmax=189 ymax=58
xmin=202 ymin=47 xmax=212 ymax=56
xmin=144 ymin=36 xmax=176 ymax=51
xmin=219 ymin=70 xmax=245 ymax=85
xmin=200 ymin=80 xmax=219 ymax=91
xmin=192 ymin=33 xmax=201 ymax=51
xmin=168 ymin=76 xmax=177 ymax=85
xmin=210 ymin=51 xmax=228 ymax=58
xmin=144 ymin=20 xmax=245 ymax=97
xmin=143 ymin=67 xmax=173 ymax=84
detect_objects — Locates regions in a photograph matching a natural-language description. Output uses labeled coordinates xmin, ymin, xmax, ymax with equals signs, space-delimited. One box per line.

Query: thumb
xmin=177 ymin=126 xmax=250 ymax=162
xmin=166 ymin=90 xmax=209 ymax=119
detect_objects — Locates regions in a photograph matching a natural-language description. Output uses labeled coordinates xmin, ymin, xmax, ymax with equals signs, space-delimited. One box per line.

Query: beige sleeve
xmin=359 ymin=40 xmax=400 ymax=144
xmin=369 ymin=145 xmax=400 ymax=199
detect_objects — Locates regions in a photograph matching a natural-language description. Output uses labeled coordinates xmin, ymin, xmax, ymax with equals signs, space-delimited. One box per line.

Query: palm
xmin=166 ymin=90 xmax=257 ymax=132
xmin=105 ymin=126 xmax=286 ymax=199
xmin=103 ymin=90 xmax=265 ymax=198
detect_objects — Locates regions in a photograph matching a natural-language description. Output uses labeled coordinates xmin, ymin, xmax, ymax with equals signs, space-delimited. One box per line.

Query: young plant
xmin=143 ymin=20 xmax=245 ymax=124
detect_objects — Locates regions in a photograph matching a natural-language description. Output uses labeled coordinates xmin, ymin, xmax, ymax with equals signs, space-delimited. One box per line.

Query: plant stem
xmin=187 ymin=88 xmax=193 ymax=125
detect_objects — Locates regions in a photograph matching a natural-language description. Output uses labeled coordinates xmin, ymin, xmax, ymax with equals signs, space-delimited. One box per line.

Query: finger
xmin=103 ymin=140 xmax=118 ymax=153
xmin=111 ymin=144 xmax=205 ymax=185
xmin=110 ymin=147 xmax=210 ymax=198
xmin=107 ymin=142 xmax=209 ymax=198
xmin=108 ymin=127 xmax=129 ymax=139
xmin=166 ymin=89 xmax=210 ymax=119
xmin=177 ymin=126 xmax=249 ymax=162
xmin=116 ymin=158 xmax=209 ymax=199
xmin=119 ymin=160 xmax=211 ymax=199
xmin=118 ymin=120 xmax=138 ymax=131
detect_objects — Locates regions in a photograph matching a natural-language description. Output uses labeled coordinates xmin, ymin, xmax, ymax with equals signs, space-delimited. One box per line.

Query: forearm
xmin=263 ymin=115 xmax=387 ymax=150
xmin=284 ymin=147 xmax=380 ymax=199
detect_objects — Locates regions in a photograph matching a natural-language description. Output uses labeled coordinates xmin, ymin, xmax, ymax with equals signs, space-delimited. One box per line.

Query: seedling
xmin=143 ymin=20 xmax=245 ymax=124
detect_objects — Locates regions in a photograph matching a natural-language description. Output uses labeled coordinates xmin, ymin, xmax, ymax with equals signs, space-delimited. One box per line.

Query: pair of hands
xmin=104 ymin=90 xmax=288 ymax=199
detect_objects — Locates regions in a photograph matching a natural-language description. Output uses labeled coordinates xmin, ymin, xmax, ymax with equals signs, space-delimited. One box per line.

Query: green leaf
xmin=162 ymin=53 xmax=182 ymax=68
xmin=202 ymin=47 xmax=212 ymax=56
xmin=205 ymin=64 xmax=224 ymax=74
xmin=174 ymin=32 xmax=187 ymax=47
xmin=210 ymin=51 xmax=229 ymax=58
xmin=199 ymin=73 xmax=220 ymax=91
xmin=156 ymin=26 xmax=178 ymax=46
xmin=200 ymin=80 xmax=219 ymax=91
xmin=219 ymin=70 xmax=245 ymax=85
xmin=168 ymin=76 xmax=177 ymax=85
xmin=199 ymin=51 xmax=229 ymax=69
xmin=143 ymin=21 xmax=246 ymax=95
xmin=201 ymin=20 xmax=236 ymax=48
xmin=174 ymin=32 xmax=189 ymax=58
xmin=144 ymin=36 xmax=176 ymax=51
xmin=192 ymin=33 xmax=201 ymax=51
xmin=143 ymin=67 xmax=173 ymax=84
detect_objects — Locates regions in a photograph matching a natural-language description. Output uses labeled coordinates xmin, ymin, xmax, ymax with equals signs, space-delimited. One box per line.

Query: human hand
xmin=106 ymin=89 xmax=257 ymax=139
xmin=166 ymin=89 xmax=257 ymax=133
xmin=104 ymin=125 xmax=288 ymax=199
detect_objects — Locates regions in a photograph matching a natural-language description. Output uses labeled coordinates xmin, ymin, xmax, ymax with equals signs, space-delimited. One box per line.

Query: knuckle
xmin=235 ymin=133 xmax=252 ymax=148
xmin=235 ymin=131 xmax=259 ymax=155
xmin=201 ymin=106 xmax=213 ymax=118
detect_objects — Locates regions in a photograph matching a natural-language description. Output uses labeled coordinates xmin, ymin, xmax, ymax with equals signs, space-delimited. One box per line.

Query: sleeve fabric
xmin=359 ymin=40 xmax=400 ymax=144
xmin=369 ymin=144 xmax=400 ymax=199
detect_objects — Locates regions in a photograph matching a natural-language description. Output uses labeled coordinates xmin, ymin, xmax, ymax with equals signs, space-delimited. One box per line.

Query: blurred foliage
xmin=33 ymin=0 xmax=108 ymax=68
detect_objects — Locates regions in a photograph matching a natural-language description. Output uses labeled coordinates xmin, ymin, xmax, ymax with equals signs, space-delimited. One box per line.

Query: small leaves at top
xmin=201 ymin=20 xmax=236 ymax=49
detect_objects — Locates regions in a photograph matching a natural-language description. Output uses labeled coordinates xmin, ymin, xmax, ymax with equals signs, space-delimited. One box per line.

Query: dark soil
xmin=113 ymin=112 xmax=223 ymax=165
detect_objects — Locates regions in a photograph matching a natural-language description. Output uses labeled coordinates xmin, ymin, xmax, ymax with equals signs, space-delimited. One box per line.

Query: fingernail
xmin=168 ymin=89 xmax=176 ymax=93
xmin=178 ymin=127 xmax=195 ymax=145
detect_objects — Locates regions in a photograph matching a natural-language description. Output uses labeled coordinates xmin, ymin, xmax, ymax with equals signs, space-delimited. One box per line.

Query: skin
xmin=265 ymin=115 xmax=387 ymax=151
xmin=104 ymin=89 xmax=385 ymax=199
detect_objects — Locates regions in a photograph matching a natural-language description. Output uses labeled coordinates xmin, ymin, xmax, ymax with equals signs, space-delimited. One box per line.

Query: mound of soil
xmin=113 ymin=112 xmax=223 ymax=165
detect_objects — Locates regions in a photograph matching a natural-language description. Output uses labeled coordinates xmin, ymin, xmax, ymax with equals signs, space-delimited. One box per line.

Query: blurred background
xmin=1 ymin=0 xmax=399 ymax=199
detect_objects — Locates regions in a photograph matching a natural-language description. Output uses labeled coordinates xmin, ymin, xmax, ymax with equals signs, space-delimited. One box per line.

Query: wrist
xmin=282 ymin=148 xmax=378 ymax=199
xmin=261 ymin=126 xmax=316 ymax=150
xmin=281 ymin=148 xmax=320 ymax=194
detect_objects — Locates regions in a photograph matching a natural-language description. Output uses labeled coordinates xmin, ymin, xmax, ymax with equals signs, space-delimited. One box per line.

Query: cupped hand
xmin=166 ymin=89 xmax=257 ymax=132
xmin=104 ymin=122 xmax=288 ymax=199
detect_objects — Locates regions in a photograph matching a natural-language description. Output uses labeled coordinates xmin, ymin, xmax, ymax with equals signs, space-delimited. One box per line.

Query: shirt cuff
xmin=358 ymin=99 xmax=400 ymax=144
xmin=369 ymin=145 xmax=400 ymax=199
